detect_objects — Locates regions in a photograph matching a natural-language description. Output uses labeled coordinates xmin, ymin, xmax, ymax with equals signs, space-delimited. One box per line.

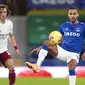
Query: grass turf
xmin=0 ymin=78 xmax=85 ymax=85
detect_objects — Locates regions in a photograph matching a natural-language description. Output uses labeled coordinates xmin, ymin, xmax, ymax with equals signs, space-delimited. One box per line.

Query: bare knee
xmin=5 ymin=59 xmax=15 ymax=71
xmin=43 ymin=40 xmax=50 ymax=47
xmin=43 ymin=40 xmax=58 ymax=56
xmin=8 ymin=65 xmax=15 ymax=72
xmin=68 ymin=59 xmax=77 ymax=70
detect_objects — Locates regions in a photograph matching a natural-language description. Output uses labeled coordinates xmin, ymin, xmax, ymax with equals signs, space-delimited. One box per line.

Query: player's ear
xmin=4 ymin=4 xmax=11 ymax=16
xmin=77 ymin=11 xmax=79 ymax=17
xmin=77 ymin=13 xmax=79 ymax=17
xmin=67 ymin=11 xmax=70 ymax=17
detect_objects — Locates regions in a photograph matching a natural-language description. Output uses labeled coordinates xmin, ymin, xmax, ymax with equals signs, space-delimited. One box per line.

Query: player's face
xmin=68 ymin=9 xmax=79 ymax=23
xmin=0 ymin=8 xmax=7 ymax=21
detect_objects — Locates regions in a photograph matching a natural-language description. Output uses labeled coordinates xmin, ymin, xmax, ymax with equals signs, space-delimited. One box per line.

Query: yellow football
xmin=49 ymin=31 xmax=62 ymax=44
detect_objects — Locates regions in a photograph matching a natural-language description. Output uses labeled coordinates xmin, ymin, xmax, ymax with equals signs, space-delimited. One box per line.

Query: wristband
xmin=14 ymin=46 xmax=18 ymax=50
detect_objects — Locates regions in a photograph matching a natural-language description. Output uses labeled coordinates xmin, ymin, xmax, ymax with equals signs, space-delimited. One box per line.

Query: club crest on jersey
xmin=76 ymin=28 xmax=80 ymax=32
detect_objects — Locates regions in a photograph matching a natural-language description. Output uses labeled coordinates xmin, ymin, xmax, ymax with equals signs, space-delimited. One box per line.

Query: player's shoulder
xmin=79 ymin=21 xmax=85 ymax=26
xmin=6 ymin=19 xmax=13 ymax=24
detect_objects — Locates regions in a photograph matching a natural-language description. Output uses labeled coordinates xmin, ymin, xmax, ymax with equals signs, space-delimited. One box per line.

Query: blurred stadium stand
xmin=80 ymin=0 xmax=85 ymax=9
xmin=4 ymin=0 xmax=27 ymax=15
xmin=0 ymin=0 xmax=85 ymax=66
xmin=0 ymin=0 xmax=4 ymax=4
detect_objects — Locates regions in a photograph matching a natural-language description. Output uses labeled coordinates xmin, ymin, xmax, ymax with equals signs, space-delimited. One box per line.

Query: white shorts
xmin=56 ymin=45 xmax=80 ymax=63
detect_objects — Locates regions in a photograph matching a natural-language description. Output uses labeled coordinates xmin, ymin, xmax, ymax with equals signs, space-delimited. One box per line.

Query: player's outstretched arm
xmin=9 ymin=34 xmax=21 ymax=56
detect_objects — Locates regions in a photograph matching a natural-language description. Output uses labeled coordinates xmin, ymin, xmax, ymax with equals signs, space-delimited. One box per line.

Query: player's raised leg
xmin=26 ymin=40 xmax=58 ymax=72
xmin=26 ymin=31 xmax=61 ymax=72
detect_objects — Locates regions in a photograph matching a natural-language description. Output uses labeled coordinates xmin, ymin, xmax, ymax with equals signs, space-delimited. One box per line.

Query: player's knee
xmin=69 ymin=66 xmax=76 ymax=70
xmin=68 ymin=63 xmax=76 ymax=70
xmin=43 ymin=40 xmax=56 ymax=49
xmin=41 ymin=40 xmax=49 ymax=51
xmin=68 ymin=59 xmax=77 ymax=70
xmin=43 ymin=40 xmax=50 ymax=47
xmin=8 ymin=64 xmax=15 ymax=71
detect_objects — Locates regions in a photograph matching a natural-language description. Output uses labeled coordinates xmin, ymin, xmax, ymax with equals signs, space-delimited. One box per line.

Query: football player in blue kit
xmin=26 ymin=6 xmax=85 ymax=85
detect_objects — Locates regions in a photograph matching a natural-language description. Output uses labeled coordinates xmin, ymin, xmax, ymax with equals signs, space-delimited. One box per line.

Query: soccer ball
xmin=49 ymin=31 xmax=62 ymax=44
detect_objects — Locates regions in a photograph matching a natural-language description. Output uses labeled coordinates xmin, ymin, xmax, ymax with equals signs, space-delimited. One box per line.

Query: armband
xmin=14 ymin=46 xmax=18 ymax=50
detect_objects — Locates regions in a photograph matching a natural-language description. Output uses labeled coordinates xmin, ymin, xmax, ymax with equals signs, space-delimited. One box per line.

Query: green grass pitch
xmin=0 ymin=78 xmax=85 ymax=85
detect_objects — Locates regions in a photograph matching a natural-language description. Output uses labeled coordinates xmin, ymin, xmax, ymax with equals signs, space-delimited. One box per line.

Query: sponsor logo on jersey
xmin=0 ymin=34 xmax=9 ymax=39
xmin=64 ymin=32 xmax=80 ymax=37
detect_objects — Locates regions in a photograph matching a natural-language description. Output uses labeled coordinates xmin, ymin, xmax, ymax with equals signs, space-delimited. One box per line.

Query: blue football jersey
xmin=58 ymin=21 xmax=85 ymax=54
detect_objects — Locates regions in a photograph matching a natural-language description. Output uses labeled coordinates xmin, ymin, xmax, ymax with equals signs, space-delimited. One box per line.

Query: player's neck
xmin=0 ymin=19 xmax=6 ymax=24
xmin=70 ymin=20 xmax=78 ymax=24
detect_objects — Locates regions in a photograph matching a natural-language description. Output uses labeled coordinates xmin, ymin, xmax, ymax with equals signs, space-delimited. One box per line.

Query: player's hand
xmin=25 ymin=62 xmax=40 ymax=73
xmin=30 ymin=48 xmax=38 ymax=54
xmin=30 ymin=48 xmax=41 ymax=55
xmin=81 ymin=52 xmax=85 ymax=60
xmin=15 ymin=49 xmax=21 ymax=56
xmin=30 ymin=47 xmax=42 ymax=55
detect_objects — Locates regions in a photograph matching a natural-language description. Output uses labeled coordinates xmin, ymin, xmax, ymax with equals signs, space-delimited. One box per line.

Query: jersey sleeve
xmin=58 ymin=24 xmax=64 ymax=35
xmin=9 ymin=21 xmax=13 ymax=34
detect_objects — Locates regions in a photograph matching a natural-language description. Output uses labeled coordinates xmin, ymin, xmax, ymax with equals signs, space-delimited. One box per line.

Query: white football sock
xmin=36 ymin=49 xmax=48 ymax=66
xmin=69 ymin=75 xmax=76 ymax=85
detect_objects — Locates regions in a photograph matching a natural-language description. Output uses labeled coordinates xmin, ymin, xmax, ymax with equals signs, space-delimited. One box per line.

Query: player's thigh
xmin=67 ymin=53 xmax=79 ymax=64
xmin=56 ymin=45 xmax=67 ymax=61
xmin=0 ymin=51 xmax=14 ymax=70
xmin=5 ymin=58 xmax=14 ymax=70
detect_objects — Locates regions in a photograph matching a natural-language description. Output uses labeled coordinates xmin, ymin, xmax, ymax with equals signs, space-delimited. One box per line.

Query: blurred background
xmin=0 ymin=0 xmax=85 ymax=85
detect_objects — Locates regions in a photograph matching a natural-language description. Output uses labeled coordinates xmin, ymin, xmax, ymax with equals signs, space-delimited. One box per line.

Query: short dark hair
xmin=68 ymin=6 xmax=79 ymax=12
xmin=0 ymin=4 xmax=11 ymax=16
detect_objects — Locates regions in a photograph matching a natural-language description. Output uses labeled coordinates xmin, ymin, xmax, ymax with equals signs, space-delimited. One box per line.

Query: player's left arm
xmin=9 ymin=34 xmax=21 ymax=56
